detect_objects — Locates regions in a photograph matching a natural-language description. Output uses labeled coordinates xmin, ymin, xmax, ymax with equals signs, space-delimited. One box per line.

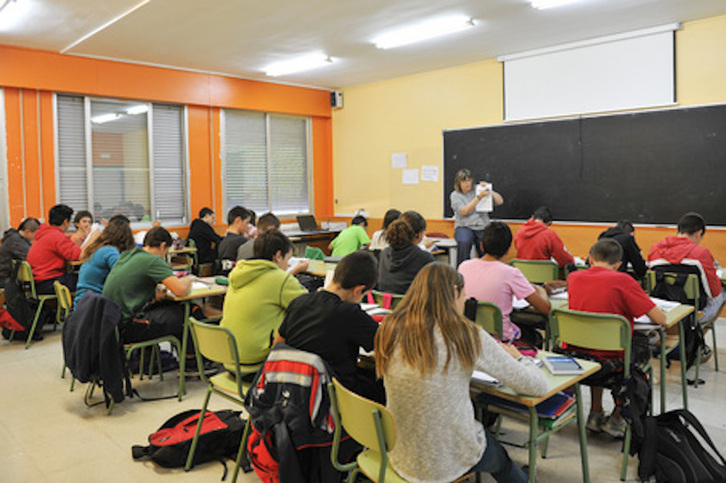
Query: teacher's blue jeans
xmin=468 ymin=429 xmax=529 ymax=482
xmin=455 ymin=226 xmax=484 ymax=266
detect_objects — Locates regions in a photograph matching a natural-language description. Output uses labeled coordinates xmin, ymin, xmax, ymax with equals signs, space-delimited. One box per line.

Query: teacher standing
xmin=450 ymin=169 xmax=504 ymax=266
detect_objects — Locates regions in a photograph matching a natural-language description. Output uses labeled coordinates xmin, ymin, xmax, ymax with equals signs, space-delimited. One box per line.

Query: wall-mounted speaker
xmin=330 ymin=90 xmax=343 ymax=109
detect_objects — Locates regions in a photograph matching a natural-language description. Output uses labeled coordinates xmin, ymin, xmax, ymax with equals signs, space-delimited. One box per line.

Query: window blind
xmin=153 ymin=104 xmax=186 ymax=224
xmin=56 ymin=95 xmax=88 ymax=211
xmin=269 ymin=116 xmax=309 ymax=213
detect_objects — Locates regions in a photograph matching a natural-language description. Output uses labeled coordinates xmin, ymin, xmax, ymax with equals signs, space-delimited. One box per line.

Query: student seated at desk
xmin=26 ymin=204 xmax=82 ymax=294
xmin=459 ymin=222 xmax=550 ymax=343
xmin=568 ymin=239 xmax=666 ymax=438
xmin=375 ymin=263 xmax=547 ymax=483
xmin=73 ymin=215 xmax=134 ymax=307
xmin=514 ymin=206 xmax=574 ymax=268
xmin=378 ymin=211 xmax=435 ymax=295
xmin=275 ymin=251 xmax=383 ymax=402
xmin=221 ymin=230 xmax=308 ymax=374
xmin=649 ymin=212 xmax=725 ymax=323
xmin=369 ymin=208 xmax=400 ymax=250
xmin=237 ymin=213 xmax=279 ymax=261
xmin=188 ymin=207 xmax=223 ymax=266
xmin=103 ymin=227 xmax=203 ymax=370
xmin=598 ymin=219 xmax=647 ymax=279
xmin=69 ymin=210 xmax=93 ymax=247
xmin=216 ymin=205 xmax=251 ymax=275
xmin=328 ymin=215 xmax=370 ymax=257
xmin=0 ymin=217 xmax=39 ymax=289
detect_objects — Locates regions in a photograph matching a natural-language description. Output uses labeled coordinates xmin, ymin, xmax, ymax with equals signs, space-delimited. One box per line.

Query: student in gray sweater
xmin=375 ymin=262 xmax=548 ymax=483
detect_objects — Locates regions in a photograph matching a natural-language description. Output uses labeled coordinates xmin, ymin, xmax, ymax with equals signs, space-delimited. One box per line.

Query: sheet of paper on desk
xmin=717 ymin=268 xmax=723 ymax=279
xmin=649 ymin=297 xmax=679 ymax=312
xmin=287 ymin=257 xmax=308 ymax=273
xmin=475 ymin=183 xmax=493 ymax=212
xmin=512 ymin=296 xmax=530 ymax=310
xmin=471 ymin=370 xmax=502 ymax=387
xmin=573 ymin=256 xmax=586 ymax=266
xmin=192 ymin=281 xmax=213 ymax=290
xmin=550 ymin=291 xmax=568 ymax=300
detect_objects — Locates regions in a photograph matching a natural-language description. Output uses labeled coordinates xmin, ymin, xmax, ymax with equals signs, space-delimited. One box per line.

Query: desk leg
xmin=179 ymin=301 xmax=190 ymax=397
xmin=679 ymin=319 xmax=688 ymax=410
xmin=659 ymin=329 xmax=666 ymax=414
xmin=528 ymin=407 xmax=538 ymax=483
xmin=575 ymin=383 xmax=590 ymax=483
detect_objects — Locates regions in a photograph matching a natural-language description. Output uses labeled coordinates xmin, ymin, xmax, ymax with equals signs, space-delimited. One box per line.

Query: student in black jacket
xmin=0 ymin=218 xmax=40 ymax=288
xmin=598 ymin=220 xmax=647 ymax=279
xmin=378 ymin=211 xmax=435 ymax=294
xmin=188 ymin=207 xmax=223 ymax=265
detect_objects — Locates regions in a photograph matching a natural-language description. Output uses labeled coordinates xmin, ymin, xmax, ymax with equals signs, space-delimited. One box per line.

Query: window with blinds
xmin=223 ymin=110 xmax=311 ymax=215
xmin=55 ymin=95 xmax=188 ymax=225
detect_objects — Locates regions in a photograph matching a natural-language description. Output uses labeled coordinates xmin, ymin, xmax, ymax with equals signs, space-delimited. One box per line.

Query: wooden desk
xmin=282 ymin=229 xmax=341 ymax=257
xmin=305 ymin=259 xmax=338 ymax=278
xmin=166 ymin=278 xmax=227 ymax=395
xmin=473 ymin=354 xmax=600 ymax=483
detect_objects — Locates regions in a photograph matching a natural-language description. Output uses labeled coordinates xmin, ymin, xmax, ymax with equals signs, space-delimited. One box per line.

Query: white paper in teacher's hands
xmin=475 ymin=183 xmax=493 ymax=212
xmin=402 ymin=169 xmax=419 ymax=185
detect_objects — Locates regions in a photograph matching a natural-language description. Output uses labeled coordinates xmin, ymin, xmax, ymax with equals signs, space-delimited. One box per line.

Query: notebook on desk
xmin=297 ymin=214 xmax=319 ymax=232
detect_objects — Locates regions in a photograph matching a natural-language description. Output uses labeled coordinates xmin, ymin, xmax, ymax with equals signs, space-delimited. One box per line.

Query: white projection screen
xmin=500 ymin=25 xmax=678 ymax=121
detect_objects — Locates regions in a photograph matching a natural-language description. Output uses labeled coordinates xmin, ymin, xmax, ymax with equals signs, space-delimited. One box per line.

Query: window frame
xmin=221 ymin=109 xmax=314 ymax=217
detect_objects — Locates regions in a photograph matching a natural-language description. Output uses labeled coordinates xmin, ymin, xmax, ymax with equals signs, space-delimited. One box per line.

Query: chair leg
xmin=710 ymin=322 xmax=719 ymax=372
xmin=575 ymin=383 xmax=590 ymax=483
xmin=620 ymin=424 xmax=632 ymax=481
xmin=231 ymin=417 xmax=252 ymax=483
xmin=185 ymin=387 xmax=213 ymax=471
xmin=155 ymin=345 xmax=164 ymax=382
xmin=24 ymin=300 xmax=46 ymax=349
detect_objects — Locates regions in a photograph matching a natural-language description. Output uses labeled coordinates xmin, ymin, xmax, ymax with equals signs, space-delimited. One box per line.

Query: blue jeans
xmin=455 ymin=227 xmax=484 ymax=266
xmin=468 ymin=429 xmax=529 ymax=483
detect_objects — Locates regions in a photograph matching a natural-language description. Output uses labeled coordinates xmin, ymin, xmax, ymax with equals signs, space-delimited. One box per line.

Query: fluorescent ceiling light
xmin=126 ymin=105 xmax=148 ymax=115
xmin=91 ymin=113 xmax=120 ymax=124
xmin=373 ymin=16 xmax=475 ymax=50
xmin=265 ymin=53 xmax=332 ymax=77
xmin=61 ymin=0 xmax=151 ymax=53
xmin=0 ymin=0 xmax=30 ymax=31
xmin=530 ymin=0 xmax=582 ymax=10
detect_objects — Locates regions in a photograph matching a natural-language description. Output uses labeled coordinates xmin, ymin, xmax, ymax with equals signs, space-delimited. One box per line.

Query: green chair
xmin=509 ymin=259 xmax=560 ymax=284
xmin=370 ymin=290 xmax=404 ymax=311
xmin=12 ymin=261 xmax=57 ymax=349
xmin=305 ymin=246 xmax=326 ymax=260
xmin=55 ymin=282 xmax=76 ymax=389
xmin=187 ymin=238 xmax=212 ymax=276
xmin=473 ymin=301 xmax=504 ymax=339
xmin=185 ymin=318 xmax=254 ymax=480
xmin=550 ymin=308 xmax=653 ymax=481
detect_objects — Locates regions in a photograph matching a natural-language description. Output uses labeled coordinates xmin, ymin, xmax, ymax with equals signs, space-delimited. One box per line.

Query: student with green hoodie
xmin=220 ymin=230 xmax=308 ymax=374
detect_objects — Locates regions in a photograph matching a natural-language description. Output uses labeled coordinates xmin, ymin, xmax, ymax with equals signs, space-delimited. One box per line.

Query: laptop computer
xmin=297 ymin=214 xmax=319 ymax=232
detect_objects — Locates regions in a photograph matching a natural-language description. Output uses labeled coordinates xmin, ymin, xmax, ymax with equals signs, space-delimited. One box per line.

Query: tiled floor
xmin=1 ymin=320 xmax=724 ymax=482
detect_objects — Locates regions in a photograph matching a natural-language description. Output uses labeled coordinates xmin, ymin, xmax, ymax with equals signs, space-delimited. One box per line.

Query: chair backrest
xmin=53 ymin=281 xmax=72 ymax=322
xmin=15 ymin=261 xmax=37 ymax=298
xmin=474 ymin=301 xmax=504 ymax=338
xmin=329 ymin=378 xmax=397 ymax=456
xmin=186 ymin=238 xmax=199 ymax=266
xmin=647 ymin=265 xmax=705 ymax=310
xmin=305 ymin=246 xmax=326 ymax=260
xmin=550 ymin=308 xmax=632 ymax=367
xmin=189 ymin=318 xmax=247 ymax=395
xmin=509 ymin=259 xmax=560 ymax=283
xmin=370 ymin=290 xmax=404 ymax=310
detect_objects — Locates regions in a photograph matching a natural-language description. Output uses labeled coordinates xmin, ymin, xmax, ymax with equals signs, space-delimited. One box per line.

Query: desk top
xmin=306 ymin=259 xmax=338 ymax=278
xmin=166 ymin=277 xmax=227 ymax=301
xmin=283 ymin=229 xmax=341 ymax=238
xmin=169 ymin=246 xmax=197 ymax=256
xmin=472 ymin=352 xmax=600 ymax=407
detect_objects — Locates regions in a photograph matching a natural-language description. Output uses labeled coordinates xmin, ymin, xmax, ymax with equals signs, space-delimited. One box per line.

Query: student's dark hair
xmin=481 ymin=221 xmax=513 ymax=258
xmin=616 ymin=220 xmax=634 ymax=233
xmin=677 ymin=212 xmax=706 ymax=236
xmin=533 ymin=206 xmax=553 ymax=224
xmin=400 ymin=211 xmax=426 ymax=235
xmin=333 ymin=251 xmax=378 ymax=291
xmin=382 ymin=209 xmax=401 ymax=231
xmin=48 ymin=204 xmax=74 ymax=226
xmin=386 ymin=219 xmax=416 ymax=250
xmin=257 ymin=213 xmax=281 ymax=233
xmin=454 ymin=168 xmax=473 ymax=192
xmin=73 ymin=210 xmax=93 ymax=225
xmin=83 ymin=216 xmax=135 ymax=261
xmin=589 ymin=238 xmax=623 ymax=265
xmin=253 ymin=229 xmax=293 ymax=261
xmin=143 ymin=226 xmax=173 ymax=248
xmin=18 ymin=218 xmax=40 ymax=232
xmin=199 ymin=207 xmax=214 ymax=219
xmin=351 ymin=215 xmax=368 ymax=227
xmin=248 ymin=210 xmax=257 ymax=226
xmin=227 ymin=206 xmax=251 ymax=225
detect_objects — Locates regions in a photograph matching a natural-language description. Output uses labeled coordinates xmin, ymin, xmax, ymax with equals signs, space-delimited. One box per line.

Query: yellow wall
xmin=332 ymin=14 xmax=726 ymax=261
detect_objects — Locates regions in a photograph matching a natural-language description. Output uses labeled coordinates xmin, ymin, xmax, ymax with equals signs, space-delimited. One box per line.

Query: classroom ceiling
xmin=1 ymin=0 xmax=726 ymax=90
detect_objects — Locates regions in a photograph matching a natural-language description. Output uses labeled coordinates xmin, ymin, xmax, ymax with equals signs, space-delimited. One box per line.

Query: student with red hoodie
xmin=649 ymin=212 xmax=724 ymax=323
xmin=513 ymin=206 xmax=574 ymax=267
xmin=26 ymin=204 xmax=82 ymax=294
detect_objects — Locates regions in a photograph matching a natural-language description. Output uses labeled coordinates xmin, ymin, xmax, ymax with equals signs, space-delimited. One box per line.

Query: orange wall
xmin=1 ymin=45 xmax=333 ymax=226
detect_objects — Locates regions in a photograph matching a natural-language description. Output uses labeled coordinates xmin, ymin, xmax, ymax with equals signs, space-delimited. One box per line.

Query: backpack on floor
xmin=132 ymin=409 xmax=245 ymax=472
xmin=638 ymin=409 xmax=726 ymax=482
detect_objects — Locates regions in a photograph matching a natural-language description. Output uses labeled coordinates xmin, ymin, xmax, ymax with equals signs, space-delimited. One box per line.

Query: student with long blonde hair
xmin=375 ymin=262 xmax=547 ymax=482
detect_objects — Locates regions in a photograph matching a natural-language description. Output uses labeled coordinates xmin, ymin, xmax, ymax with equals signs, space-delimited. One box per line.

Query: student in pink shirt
xmin=459 ymin=221 xmax=550 ymax=341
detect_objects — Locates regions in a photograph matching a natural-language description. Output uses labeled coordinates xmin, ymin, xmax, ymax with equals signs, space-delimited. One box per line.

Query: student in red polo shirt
xmin=26 ymin=204 xmax=82 ymax=294
xmin=568 ymin=239 xmax=666 ymax=438
xmin=513 ymin=206 xmax=574 ymax=267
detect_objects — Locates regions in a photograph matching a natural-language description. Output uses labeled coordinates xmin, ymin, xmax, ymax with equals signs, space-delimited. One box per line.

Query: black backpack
xmin=132 ymin=409 xmax=246 ymax=474
xmin=1 ymin=262 xmax=50 ymax=340
xmin=638 ymin=409 xmax=726 ymax=482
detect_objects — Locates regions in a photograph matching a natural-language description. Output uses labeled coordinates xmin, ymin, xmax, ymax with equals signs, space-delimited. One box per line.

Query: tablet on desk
xmin=541 ymin=355 xmax=584 ymax=375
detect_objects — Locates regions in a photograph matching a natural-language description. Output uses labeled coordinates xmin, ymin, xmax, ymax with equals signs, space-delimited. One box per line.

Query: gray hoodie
xmin=0 ymin=228 xmax=31 ymax=282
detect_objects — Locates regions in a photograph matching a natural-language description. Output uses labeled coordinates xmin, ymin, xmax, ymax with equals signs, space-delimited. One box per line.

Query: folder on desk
xmin=476 ymin=391 xmax=575 ymax=420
